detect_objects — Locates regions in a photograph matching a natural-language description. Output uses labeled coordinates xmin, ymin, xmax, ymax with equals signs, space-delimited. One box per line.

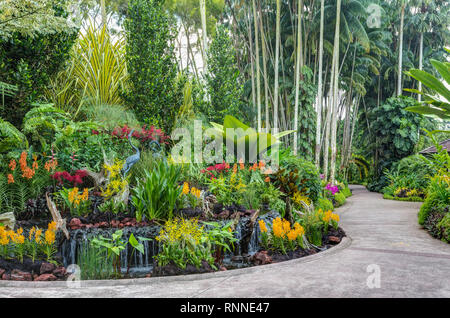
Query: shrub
xmin=279 ymin=151 xmax=321 ymax=203
xmin=366 ymin=96 xmax=427 ymax=192
xmin=437 ymin=213 xmax=450 ymax=243
xmin=316 ymin=197 xmax=334 ymax=212
xmin=155 ymin=218 xmax=216 ymax=270
xmin=342 ymin=187 xmax=352 ymax=198
xmin=124 ymin=0 xmax=183 ymax=132
xmin=334 ymin=192 xmax=346 ymax=206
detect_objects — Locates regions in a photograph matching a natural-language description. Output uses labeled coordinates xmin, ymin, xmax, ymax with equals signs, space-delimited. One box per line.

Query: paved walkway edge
xmin=0 ymin=238 xmax=352 ymax=289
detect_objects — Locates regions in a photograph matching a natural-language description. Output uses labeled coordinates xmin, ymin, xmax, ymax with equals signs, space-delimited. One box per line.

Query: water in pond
xmin=58 ymin=211 xmax=279 ymax=277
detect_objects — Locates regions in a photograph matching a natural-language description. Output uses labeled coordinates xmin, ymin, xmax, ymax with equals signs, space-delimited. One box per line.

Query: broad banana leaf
xmin=211 ymin=115 xmax=294 ymax=161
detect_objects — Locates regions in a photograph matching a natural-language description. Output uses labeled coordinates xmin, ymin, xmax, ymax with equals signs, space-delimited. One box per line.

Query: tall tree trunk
xmin=273 ymin=0 xmax=281 ymax=134
xmin=247 ymin=11 xmax=257 ymax=127
xmin=418 ymin=31 xmax=423 ymax=102
xmin=397 ymin=1 xmax=405 ymax=97
xmin=293 ymin=0 xmax=303 ymax=155
xmin=329 ymin=0 xmax=341 ymax=185
xmin=252 ymin=0 xmax=262 ymax=132
xmin=200 ymin=0 xmax=208 ymax=74
xmin=259 ymin=1 xmax=270 ymax=132
xmin=315 ymin=0 xmax=325 ymax=167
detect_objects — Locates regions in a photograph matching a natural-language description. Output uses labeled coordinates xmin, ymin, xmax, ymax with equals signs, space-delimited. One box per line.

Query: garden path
xmin=1 ymin=185 xmax=449 ymax=298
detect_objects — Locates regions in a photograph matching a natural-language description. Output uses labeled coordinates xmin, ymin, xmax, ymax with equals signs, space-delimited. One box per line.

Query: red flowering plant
xmin=51 ymin=170 xmax=88 ymax=187
xmin=111 ymin=125 xmax=170 ymax=146
xmin=200 ymin=162 xmax=231 ymax=180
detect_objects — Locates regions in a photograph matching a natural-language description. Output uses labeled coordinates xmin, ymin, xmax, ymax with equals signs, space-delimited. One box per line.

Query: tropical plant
xmin=202 ymin=221 xmax=237 ymax=265
xmin=155 ymin=218 xmax=216 ymax=270
xmin=405 ymin=48 xmax=450 ymax=120
xmin=77 ymin=243 xmax=114 ymax=280
xmin=258 ymin=217 xmax=307 ymax=255
xmin=131 ymin=160 xmax=182 ymax=221
xmin=210 ymin=115 xmax=294 ymax=163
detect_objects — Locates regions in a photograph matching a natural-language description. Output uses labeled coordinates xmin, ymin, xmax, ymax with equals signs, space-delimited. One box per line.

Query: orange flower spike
xmin=32 ymin=160 xmax=38 ymax=170
xmin=258 ymin=161 xmax=265 ymax=169
xmin=9 ymin=160 xmax=16 ymax=171
xmin=264 ymin=176 xmax=270 ymax=183
xmin=19 ymin=151 xmax=28 ymax=171
xmin=233 ymin=164 xmax=238 ymax=174
xmin=7 ymin=174 xmax=14 ymax=184
xmin=238 ymin=158 xmax=245 ymax=170
xmin=182 ymin=182 xmax=190 ymax=195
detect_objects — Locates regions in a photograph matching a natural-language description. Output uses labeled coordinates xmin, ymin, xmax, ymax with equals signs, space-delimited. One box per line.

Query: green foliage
xmin=316 ymin=197 xmax=334 ymax=212
xmin=366 ymin=96 xmax=427 ymax=192
xmin=382 ymin=154 xmax=434 ymax=197
xmin=128 ymin=150 xmax=157 ymax=187
xmin=279 ymin=150 xmax=322 ymax=203
xmin=77 ymin=243 xmax=114 ymax=280
xmin=0 ymin=118 xmax=29 ymax=153
xmin=202 ymin=221 xmax=237 ymax=264
xmin=289 ymin=66 xmax=317 ymax=160
xmin=155 ymin=218 xmax=217 ymax=270
xmin=437 ymin=213 xmax=450 ymax=243
xmin=201 ymin=25 xmax=244 ymax=123
xmin=124 ymin=0 xmax=183 ymax=133
xmin=405 ymin=49 xmax=450 ymax=120
xmin=334 ymin=192 xmax=346 ymax=206
xmin=210 ymin=115 xmax=294 ymax=163
xmin=131 ymin=160 xmax=182 ymax=221
xmin=342 ymin=187 xmax=352 ymax=198
xmin=0 ymin=2 xmax=78 ymax=127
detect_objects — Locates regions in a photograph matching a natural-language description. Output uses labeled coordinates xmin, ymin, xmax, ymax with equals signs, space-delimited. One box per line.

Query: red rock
xmin=98 ymin=222 xmax=108 ymax=228
xmin=251 ymin=251 xmax=272 ymax=266
xmin=123 ymin=218 xmax=131 ymax=223
xmin=40 ymin=262 xmax=56 ymax=274
xmin=85 ymin=224 xmax=93 ymax=228
xmin=220 ymin=266 xmax=227 ymax=271
xmin=145 ymin=274 xmax=152 ymax=278
xmin=11 ymin=269 xmax=32 ymax=281
xmin=328 ymin=236 xmax=341 ymax=244
xmin=111 ymin=220 xmax=120 ymax=228
xmin=118 ymin=223 xmax=124 ymax=228
xmin=34 ymin=274 xmax=57 ymax=281
xmin=2 ymin=273 xmax=10 ymax=280
xmin=33 ymin=274 xmax=38 ymax=280
xmin=0 ymin=268 xmax=5 ymax=277
xmin=69 ymin=218 xmax=82 ymax=229
xmin=53 ymin=267 xmax=67 ymax=278
xmin=125 ymin=222 xmax=132 ymax=227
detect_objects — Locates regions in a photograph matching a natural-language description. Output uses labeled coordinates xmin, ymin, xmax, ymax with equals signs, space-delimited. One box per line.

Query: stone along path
xmin=1 ymin=185 xmax=449 ymax=298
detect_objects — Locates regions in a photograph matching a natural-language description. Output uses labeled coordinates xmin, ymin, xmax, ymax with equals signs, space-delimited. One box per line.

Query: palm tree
xmin=199 ymin=0 xmax=208 ymax=73
xmin=329 ymin=0 xmax=341 ymax=185
xmin=293 ymin=0 xmax=303 ymax=155
xmin=397 ymin=0 xmax=405 ymax=96
xmin=252 ymin=0 xmax=262 ymax=132
xmin=273 ymin=0 xmax=281 ymax=134
xmin=315 ymin=0 xmax=325 ymax=167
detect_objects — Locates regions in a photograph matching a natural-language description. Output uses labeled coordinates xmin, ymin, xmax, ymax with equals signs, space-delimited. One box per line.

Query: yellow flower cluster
xmin=156 ymin=218 xmax=204 ymax=245
xmin=322 ymin=210 xmax=340 ymax=223
xmin=182 ymin=182 xmax=202 ymax=198
xmin=0 ymin=222 xmax=57 ymax=247
xmin=68 ymin=187 xmax=89 ymax=207
xmin=102 ymin=160 xmax=128 ymax=199
xmin=0 ymin=226 xmax=25 ymax=245
xmin=292 ymin=192 xmax=311 ymax=206
xmin=271 ymin=218 xmax=305 ymax=241
xmin=258 ymin=220 xmax=268 ymax=233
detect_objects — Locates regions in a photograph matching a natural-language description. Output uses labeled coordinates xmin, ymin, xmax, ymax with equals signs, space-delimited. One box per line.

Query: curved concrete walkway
xmin=1 ymin=185 xmax=449 ymax=298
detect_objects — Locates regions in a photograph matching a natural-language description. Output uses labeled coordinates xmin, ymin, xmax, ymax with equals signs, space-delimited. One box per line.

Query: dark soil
xmin=152 ymin=260 xmax=215 ymax=277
